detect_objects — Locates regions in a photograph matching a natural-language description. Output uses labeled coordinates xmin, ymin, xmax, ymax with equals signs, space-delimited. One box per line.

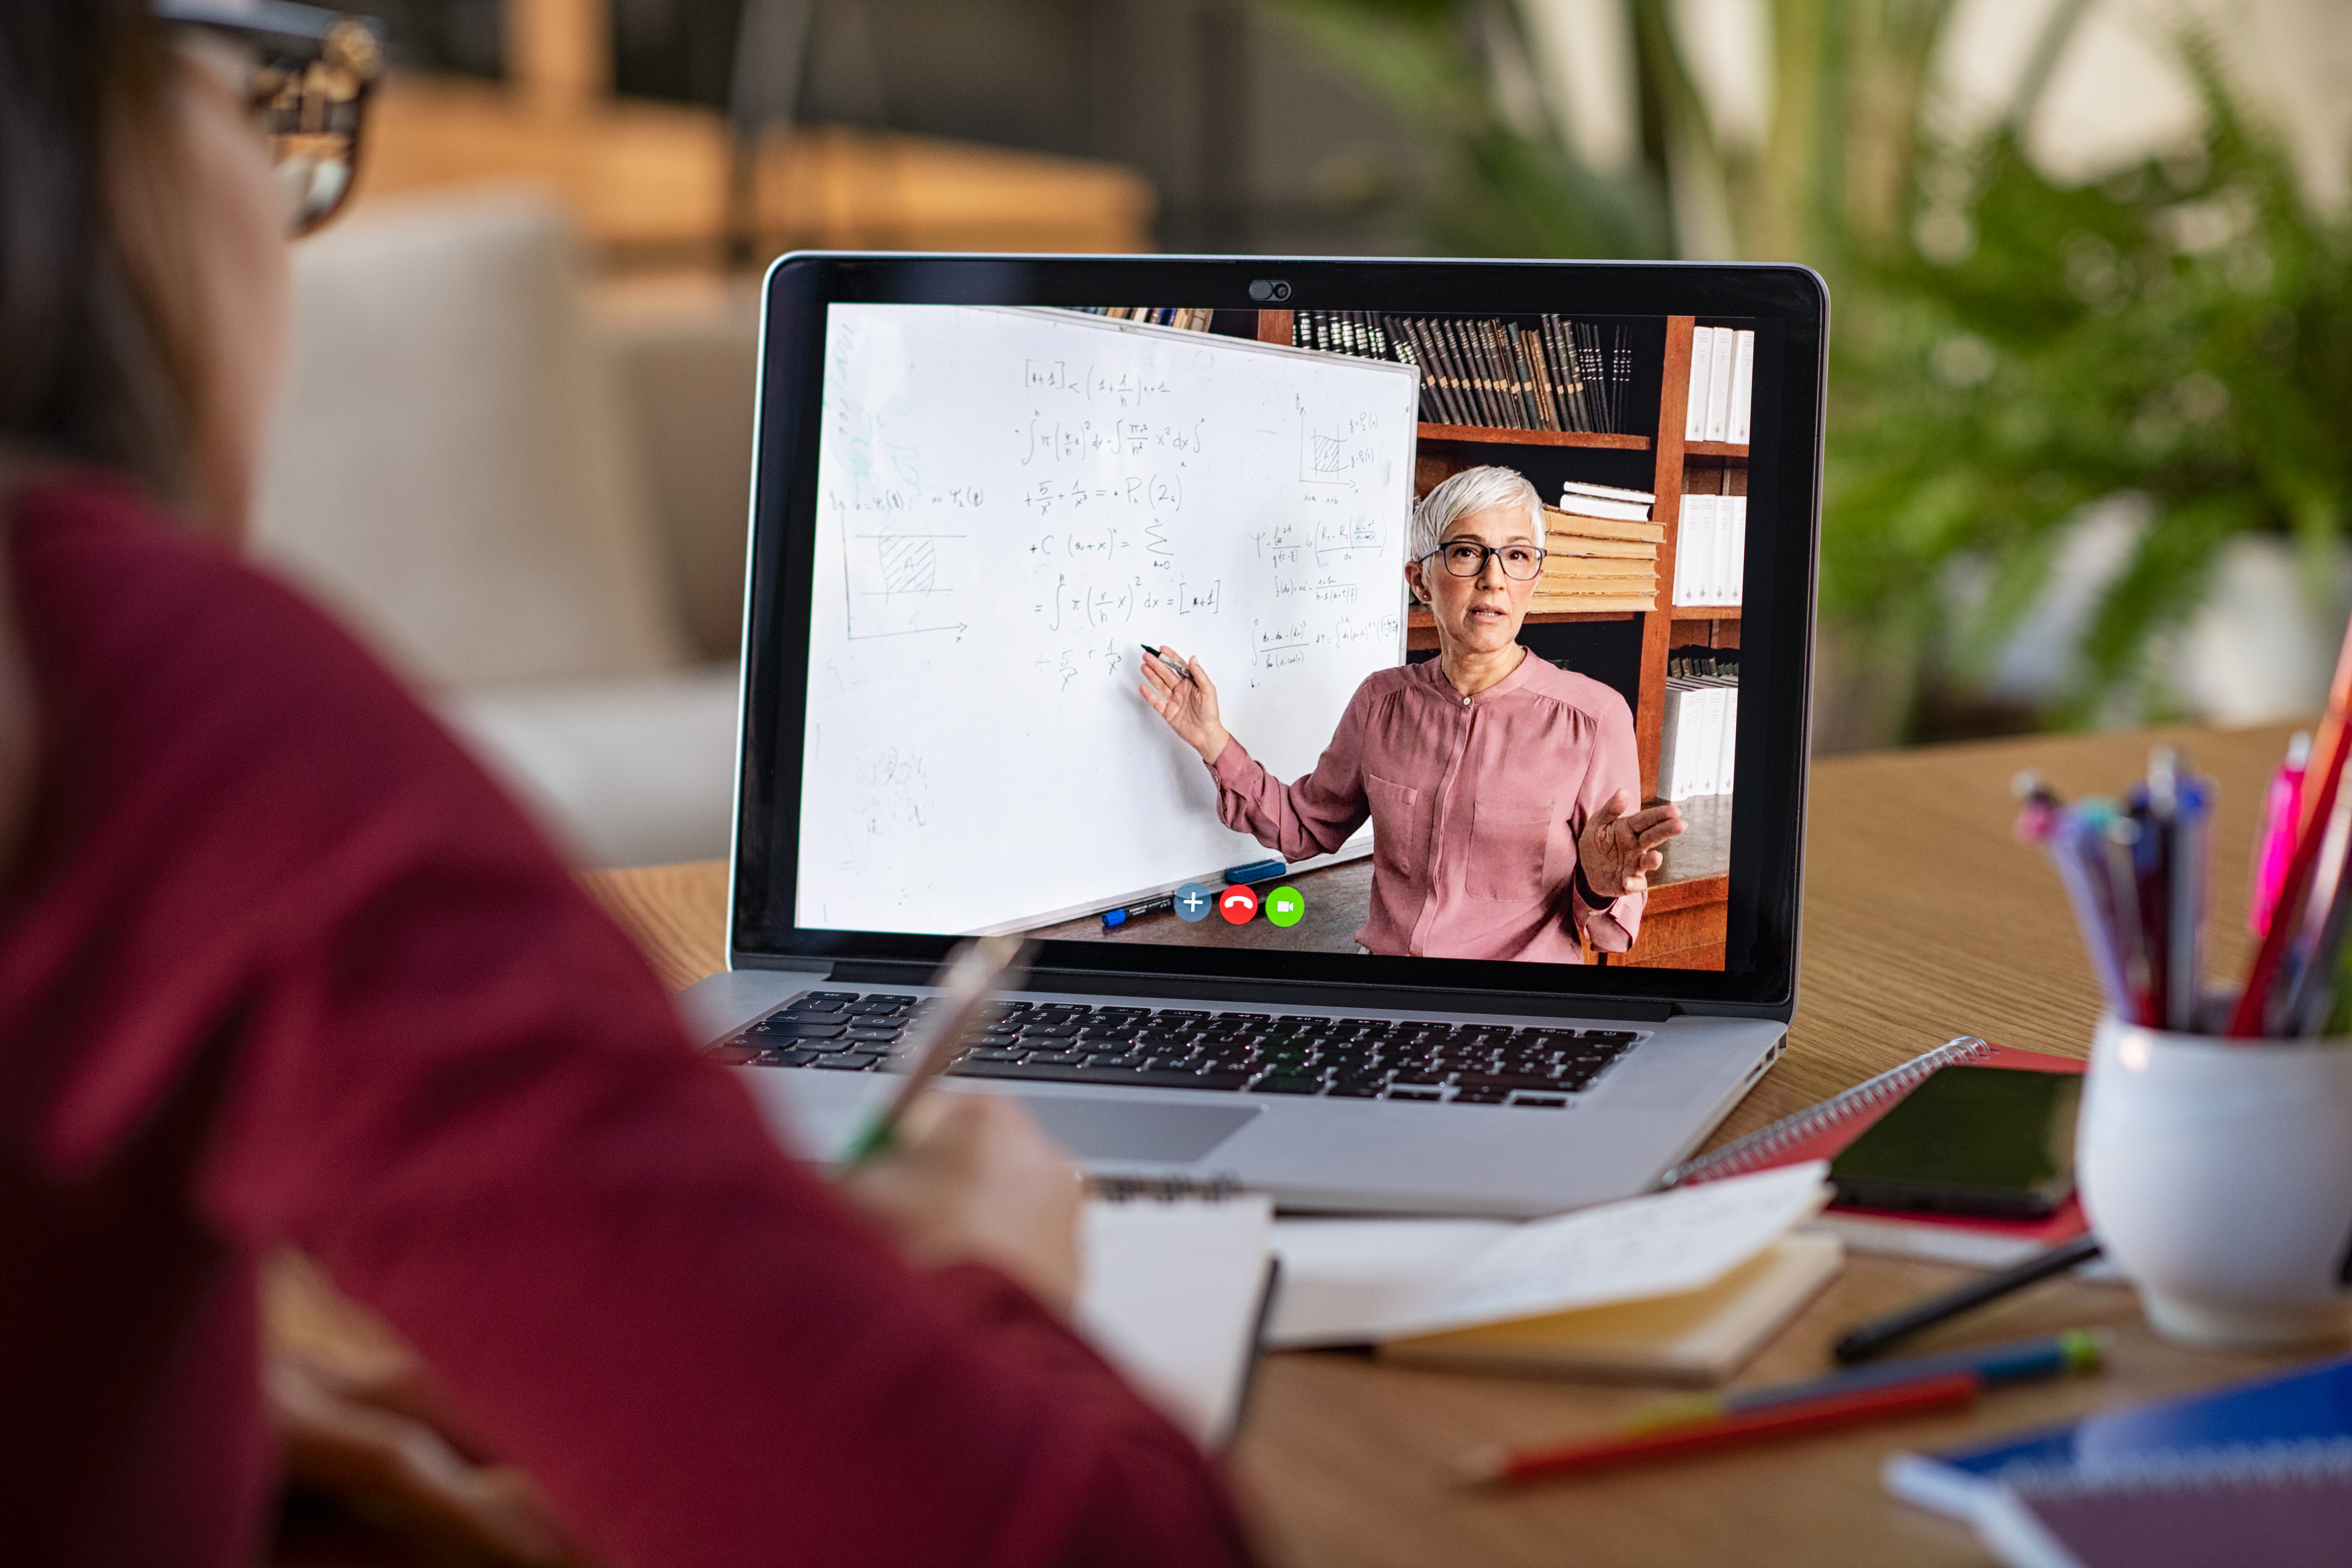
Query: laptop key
xmin=1513 ymin=1095 xmax=1569 ymax=1109
xmin=1250 ymin=1075 xmax=1324 ymax=1095
xmin=1023 ymin=1051 xmax=1085 ymax=1066
xmin=1453 ymin=1073 xmax=1561 ymax=1092
xmin=753 ymin=1047 xmax=819 ymax=1067
xmin=1450 ymin=1086 xmax=1513 ymax=1104
xmin=813 ymin=1053 xmax=882 ymax=1070
xmin=949 ymin=1060 xmax=1248 ymax=1091
xmin=1383 ymin=1087 xmax=1442 ymax=1101
xmin=753 ymin=1020 xmax=847 ymax=1040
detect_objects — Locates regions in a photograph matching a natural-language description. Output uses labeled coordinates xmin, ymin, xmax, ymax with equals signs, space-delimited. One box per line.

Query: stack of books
xmin=1657 ymin=648 xmax=1739 ymax=802
xmin=1292 ymin=310 xmax=1637 ymax=435
xmin=1672 ymin=492 xmax=1747 ymax=607
xmin=1535 ymin=481 xmax=1660 ymax=614
xmin=1685 ymin=326 xmax=1755 ymax=445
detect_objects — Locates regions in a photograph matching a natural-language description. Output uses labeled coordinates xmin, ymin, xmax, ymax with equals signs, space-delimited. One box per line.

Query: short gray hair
xmin=1411 ymin=466 xmax=1545 ymax=561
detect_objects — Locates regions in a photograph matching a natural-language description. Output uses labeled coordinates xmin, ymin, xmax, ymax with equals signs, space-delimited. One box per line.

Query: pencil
xmin=1457 ymin=1329 xmax=2104 ymax=1487
xmin=838 ymin=934 xmax=1032 ymax=1165
xmin=1455 ymin=1374 xmax=1981 ymax=1486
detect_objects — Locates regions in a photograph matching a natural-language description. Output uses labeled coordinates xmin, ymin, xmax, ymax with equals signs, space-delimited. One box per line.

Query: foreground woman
xmin=1143 ymin=465 xmax=1685 ymax=961
xmin=0 ymin=4 xmax=1250 ymax=1563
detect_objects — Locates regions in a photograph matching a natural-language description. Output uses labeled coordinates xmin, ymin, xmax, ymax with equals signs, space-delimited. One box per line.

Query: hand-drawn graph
xmin=844 ymin=526 xmax=969 ymax=640
xmin=1298 ymin=397 xmax=1388 ymax=489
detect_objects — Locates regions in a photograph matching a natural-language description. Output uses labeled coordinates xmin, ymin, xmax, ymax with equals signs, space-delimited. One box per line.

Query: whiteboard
xmin=796 ymin=305 xmax=1419 ymax=935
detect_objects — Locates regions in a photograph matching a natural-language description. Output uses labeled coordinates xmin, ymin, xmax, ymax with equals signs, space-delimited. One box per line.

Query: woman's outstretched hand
xmin=1578 ymin=788 xmax=1686 ymax=901
xmin=1138 ymin=644 xmax=1229 ymax=766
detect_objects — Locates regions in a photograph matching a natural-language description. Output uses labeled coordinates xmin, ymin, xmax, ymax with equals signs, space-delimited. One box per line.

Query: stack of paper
xmin=1539 ymin=488 xmax=1661 ymax=614
xmin=1671 ymin=492 xmax=1746 ymax=608
xmin=1268 ymin=1164 xmax=1838 ymax=1384
xmin=1684 ymin=326 xmax=1756 ymax=445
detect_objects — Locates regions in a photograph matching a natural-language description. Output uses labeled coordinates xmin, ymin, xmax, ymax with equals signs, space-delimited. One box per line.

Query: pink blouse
xmin=1209 ymin=653 xmax=1644 ymax=961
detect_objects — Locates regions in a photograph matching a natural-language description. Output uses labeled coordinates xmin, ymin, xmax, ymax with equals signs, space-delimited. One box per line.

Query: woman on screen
xmin=1141 ymin=465 xmax=1684 ymax=961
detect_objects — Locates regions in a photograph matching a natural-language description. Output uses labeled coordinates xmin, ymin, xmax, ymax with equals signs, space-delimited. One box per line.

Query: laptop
xmin=678 ymin=255 xmax=1827 ymax=1217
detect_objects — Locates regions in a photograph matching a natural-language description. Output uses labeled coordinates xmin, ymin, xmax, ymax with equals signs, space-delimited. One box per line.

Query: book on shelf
xmin=1546 ymin=505 xmax=1662 ymax=544
xmin=1072 ymin=306 xmax=1217 ymax=332
xmin=1657 ymin=649 xmax=1738 ymax=802
xmin=1548 ymin=536 xmax=1657 ymax=561
xmin=1559 ymin=479 xmax=1654 ymax=519
xmin=1726 ymin=329 xmax=1755 ymax=445
xmin=1293 ymin=310 xmax=1637 ymax=435
xmin=1672 ymin=492 xmax=1745 ymax=608
xmin=1684 ymin=326 xmax=1755 ymax=444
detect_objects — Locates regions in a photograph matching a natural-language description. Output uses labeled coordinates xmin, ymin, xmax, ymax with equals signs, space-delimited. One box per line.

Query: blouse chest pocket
xmin=1364 ymin=773 xmax=1425 ymax=884
xmin=1466 ymin=796 xmax=1560 ymax=903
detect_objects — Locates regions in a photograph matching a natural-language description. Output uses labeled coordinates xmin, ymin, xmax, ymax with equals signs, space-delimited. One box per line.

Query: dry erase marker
xmin=1140 ymin=644 xmax=1198 ymax=684
xmin=1102 ymin=896 xmax=1176 ymax=929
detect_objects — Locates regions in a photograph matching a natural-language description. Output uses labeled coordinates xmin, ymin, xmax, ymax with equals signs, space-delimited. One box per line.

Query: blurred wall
xmin=607 ymin=0 xmax=1429 ymax=253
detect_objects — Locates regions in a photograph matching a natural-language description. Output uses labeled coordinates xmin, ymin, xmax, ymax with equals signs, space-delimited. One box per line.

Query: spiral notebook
xmin=1973 ymin=1447 xmax=2352 ymax=1568
xmin=1076 ymin=1178 xmax=1278 ymax=1450
xmin=1886 ymin=1353 xmax=2352 ymax=1559
xmin=1662 ymin=1035 xmax=2090 ymax=1268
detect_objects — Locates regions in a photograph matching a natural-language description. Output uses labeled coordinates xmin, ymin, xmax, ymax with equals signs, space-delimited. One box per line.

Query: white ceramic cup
xmin=2079 ymin=1013 xmax=2352 ymax=1348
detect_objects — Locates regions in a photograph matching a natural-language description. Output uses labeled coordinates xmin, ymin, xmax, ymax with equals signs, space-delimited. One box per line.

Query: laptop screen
xmin=742 ymin=264 xmax=1821 ymax=1011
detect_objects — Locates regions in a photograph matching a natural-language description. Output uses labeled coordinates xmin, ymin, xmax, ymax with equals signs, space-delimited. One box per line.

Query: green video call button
xmin=1264 ymin=886 xmax=1305 ymax=927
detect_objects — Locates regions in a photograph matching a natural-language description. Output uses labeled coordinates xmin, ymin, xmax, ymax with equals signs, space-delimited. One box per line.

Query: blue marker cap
xmin=1223 ymin=858 xmax=1287 ymax=885
xmin=1102 ymin=908 xmax=1129 ymax=929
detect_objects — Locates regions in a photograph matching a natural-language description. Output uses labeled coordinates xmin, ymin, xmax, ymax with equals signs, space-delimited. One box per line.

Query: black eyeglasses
xmin=154 ymin=2 xmax=388 ymax=237
xmin=1418 ymin=539 xmax=1549 ymax=581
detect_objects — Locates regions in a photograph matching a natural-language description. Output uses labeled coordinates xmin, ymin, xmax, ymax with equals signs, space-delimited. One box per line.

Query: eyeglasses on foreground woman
xmin=153 ymin=0 xmax=386 ymax=235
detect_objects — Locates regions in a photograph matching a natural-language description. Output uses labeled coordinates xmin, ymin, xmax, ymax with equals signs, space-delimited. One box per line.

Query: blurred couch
xmin=250 ymin=187 xmax=758 ymax=867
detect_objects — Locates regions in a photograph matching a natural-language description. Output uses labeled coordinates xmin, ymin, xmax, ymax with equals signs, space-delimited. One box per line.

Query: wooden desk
xmin=585 ymin=719 xmax=2326 ymax=1566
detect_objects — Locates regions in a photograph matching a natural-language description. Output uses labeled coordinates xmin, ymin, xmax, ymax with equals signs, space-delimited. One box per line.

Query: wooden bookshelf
xmin=1264 ymin=308 xmax=1742 ymax=967
xmin=1416 ymin=424 xmax=1652 ymax=451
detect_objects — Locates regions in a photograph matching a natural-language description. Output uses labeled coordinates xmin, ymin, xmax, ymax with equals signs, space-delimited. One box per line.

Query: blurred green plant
xmin=1258 ymin=0 xmax=2352 ymax=738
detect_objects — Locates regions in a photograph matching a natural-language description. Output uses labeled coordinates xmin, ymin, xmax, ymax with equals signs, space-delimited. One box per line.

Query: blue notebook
xmin=1885 ymin=1353 xmax=2352 ymax=1521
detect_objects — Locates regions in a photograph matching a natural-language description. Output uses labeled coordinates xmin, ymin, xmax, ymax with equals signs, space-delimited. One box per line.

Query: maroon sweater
xmin=0 ymin=475 xmax=1253 ymax=1567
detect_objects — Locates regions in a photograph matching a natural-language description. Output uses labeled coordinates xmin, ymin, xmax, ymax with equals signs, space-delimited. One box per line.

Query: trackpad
xmin=1016 ymin=1097 xmax=1261 ymax=1163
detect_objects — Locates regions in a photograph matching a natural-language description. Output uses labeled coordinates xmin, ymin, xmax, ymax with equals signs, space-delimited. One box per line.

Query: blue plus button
xmin=1173 ymin=881 xmax=1215 ymax=922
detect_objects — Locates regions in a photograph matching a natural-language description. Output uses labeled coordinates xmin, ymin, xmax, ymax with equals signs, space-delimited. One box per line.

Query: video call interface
xmin=794 ymin=303 xmax=1759 ymax=973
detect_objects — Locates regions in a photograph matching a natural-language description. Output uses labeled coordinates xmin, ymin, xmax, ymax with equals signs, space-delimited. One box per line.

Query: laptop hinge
xmin=821 ymin=959 xmax=1674 ymax=1022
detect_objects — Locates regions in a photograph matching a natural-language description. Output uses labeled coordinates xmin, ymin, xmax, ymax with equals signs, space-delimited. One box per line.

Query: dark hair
xmin=0 ymin=1 xmax=197 ymax=504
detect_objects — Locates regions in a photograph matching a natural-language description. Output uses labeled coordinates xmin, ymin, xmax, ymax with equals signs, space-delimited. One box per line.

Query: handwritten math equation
xmin=1019 ymin=414 xmax=1207 ymax=467
xmin=1023 ymin=359 xmax=1175 ymax=408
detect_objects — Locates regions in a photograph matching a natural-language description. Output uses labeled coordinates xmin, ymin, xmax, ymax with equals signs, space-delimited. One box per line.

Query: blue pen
xmin=1624 ymin=1330 xmax=2106 ymax=1433
xmin=2045 ymin=811 xmax=2132 ymax=1016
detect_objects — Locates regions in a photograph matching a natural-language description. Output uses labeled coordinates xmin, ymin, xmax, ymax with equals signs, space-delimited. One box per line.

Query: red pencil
xmin=1454 ymin=1372 xmax=1983 ymax=1486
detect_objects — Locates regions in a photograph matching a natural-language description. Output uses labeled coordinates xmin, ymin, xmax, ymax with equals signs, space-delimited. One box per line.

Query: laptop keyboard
xmin=722 ymin=991 xmax=1643 ymax=1107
